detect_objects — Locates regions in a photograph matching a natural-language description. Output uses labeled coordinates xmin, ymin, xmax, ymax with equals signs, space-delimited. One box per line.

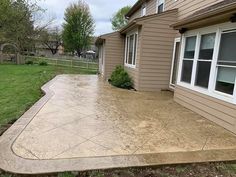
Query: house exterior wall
xmin=129 ymin=8 xmax=141 ymax=22
xmin=103 ymin=32 xmax=125 ymax=80
xmin=138 ymin=10 xmax=178 ymax=91
xmin=128 ymin=0 xmax=224 ymax=23
xmin=173 ymin=21 xmax=236 ymax=134
xmin=129 ymin=0 xmax=157 ymax=22
xmin=165 ymin=0 xmax=223 ymax=20
xmin=174 ymin=86 xmax=236 ymax=134
xmin=146 ymin=0 xmax=157 ymax=16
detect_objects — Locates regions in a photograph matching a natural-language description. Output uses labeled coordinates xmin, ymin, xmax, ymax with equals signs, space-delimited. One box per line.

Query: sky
xmin=38 ymin=0 xmax=137 ymax=36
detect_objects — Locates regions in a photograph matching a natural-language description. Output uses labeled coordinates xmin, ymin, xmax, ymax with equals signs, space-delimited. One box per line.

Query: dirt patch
xmin=1 ymin=162 xmax=236 ymax=177
xmin=0 ymin=118 xmax=17 ymax=136
xmin=0 ymin=124 xmax=12 ymax=136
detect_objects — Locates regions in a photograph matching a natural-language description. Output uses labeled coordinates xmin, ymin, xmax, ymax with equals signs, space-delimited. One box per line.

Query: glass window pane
xmin=218 ymin=31 xmax=236 ymax=62
xmin=126 ymin=37 xmax=129 ymax=63
xmin=128 ymin=35 xmax=134 ymax=64
xmin=181 ymin=60 xmax=193 ymax=83
xmin=184 ymin=36 xmax=196 ymax=59
xmin=195 ymin=61 xmax=211 ymax=88
xmin=133 ymin=34 xmax=137 ymax=65
xmin=215 ymin=67 xmax=236 ymax=95
xmin=158 ymin=4 xmax=163 ymax=13
xmin=199 ymin=33 xmax=215 ymax=60
xmin=142 ymin=4 xmax=146 ymax=16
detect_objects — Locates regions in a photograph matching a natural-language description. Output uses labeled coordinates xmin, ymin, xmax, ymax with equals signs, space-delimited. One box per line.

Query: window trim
xmin=141 ymin=3 xmax=147 ymax=17
xmin=169 ymin=37 xmax=180 ymax=89
xmin=177 ymin=22 xmax=236 ymax=104
xmin=124 ymin=31 xmax=138 ymax=68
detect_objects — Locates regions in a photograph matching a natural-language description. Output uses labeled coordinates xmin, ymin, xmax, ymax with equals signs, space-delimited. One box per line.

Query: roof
xmin=172 ymin=0 xmax=236 ymax=30
xmin=95 ymin=31 xmax=120 ymax=45
xmin=121 ymin=9 xmax=178 ymax=34
xmin=125 ymin=0 xmax=147 ymax=18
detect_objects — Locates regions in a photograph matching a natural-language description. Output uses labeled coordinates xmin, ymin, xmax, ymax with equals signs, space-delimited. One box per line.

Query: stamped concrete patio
xmin=0 ymin=75 xmax=236 ymax=174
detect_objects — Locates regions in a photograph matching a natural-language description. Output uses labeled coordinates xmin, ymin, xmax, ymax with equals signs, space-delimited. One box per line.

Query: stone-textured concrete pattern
xmin=0 ymin=75 xmax=236 ymax=174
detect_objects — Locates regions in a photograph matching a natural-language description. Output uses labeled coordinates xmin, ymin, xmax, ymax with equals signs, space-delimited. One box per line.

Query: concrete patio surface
xmin=0 ymin=75 xmax=236 ymax=174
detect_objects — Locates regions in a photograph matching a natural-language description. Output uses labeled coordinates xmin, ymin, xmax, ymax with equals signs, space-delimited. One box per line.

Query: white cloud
xmin=38 ymin=0 xmax=137 ymax=36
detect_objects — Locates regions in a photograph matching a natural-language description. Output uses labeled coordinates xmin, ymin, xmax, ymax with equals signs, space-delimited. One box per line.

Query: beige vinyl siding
xmin=174 ymin=86 xmax=236 ymax=134
xmin=138 ymin=10 xmax=178 ymax=91
xmin=165 ymin=0 xmax=223 ymax=20
xmin=129 ymin=0 xmax=157 ymax=22
xmin=103 ymin=32 xmax=125 ymax=80
xmin=129 ymin=9 xmax=141 ymax=22
xmin=124 ymin=27 xmax=142 ymax=90
xmin=147 ymin=0 xmax=157 ymax=15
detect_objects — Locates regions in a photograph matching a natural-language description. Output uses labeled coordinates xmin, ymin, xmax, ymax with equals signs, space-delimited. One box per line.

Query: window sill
xmin=124 ymin=64 xmax=136 ymax=69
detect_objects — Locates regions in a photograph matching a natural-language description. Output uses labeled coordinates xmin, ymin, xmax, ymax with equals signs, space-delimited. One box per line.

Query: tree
xmin=0 ymin=0 xmax=53 ymax=53
xmin=0 ymin=0 xmax=38 ymax=52
xmin=111 ymin=6 xmax=131 ymax=31
xmin=62 ymin=0 xmax=95 ymax=56
xmin=39 ymin=27 xmax=62 ymax=55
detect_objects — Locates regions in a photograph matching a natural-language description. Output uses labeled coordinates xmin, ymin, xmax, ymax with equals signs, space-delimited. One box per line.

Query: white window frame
xmin=169 ymin=37 xmax=180 ymax=89
xmin=156 ymin=0 xmax=165 ymax=14
xmin=124 ymin=30 xmax=138 ymax=68
xmin=177 ymin=22 xmax=236 ymax=104
xmin=141 ymin=3 xmax=147 ymax=17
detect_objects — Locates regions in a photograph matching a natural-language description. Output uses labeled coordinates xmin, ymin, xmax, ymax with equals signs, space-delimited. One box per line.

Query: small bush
xmin=109 ymin=65 xmax=133 ymax=89
xmin=39 ymin=61 xmax=48 ymax=66
xmin=25 ymin=60 xmax=34 ymax=65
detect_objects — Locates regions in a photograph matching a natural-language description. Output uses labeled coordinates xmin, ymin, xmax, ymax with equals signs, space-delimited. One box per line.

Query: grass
xmin=0 ymin=64 xmax=96 ymax=127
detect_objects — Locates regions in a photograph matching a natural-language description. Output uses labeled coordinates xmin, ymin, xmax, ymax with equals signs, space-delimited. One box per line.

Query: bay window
xmin=125 ymin=32 xmax=138 ymax=67
xmin=178 ymin=23 xmax=236 ymax=104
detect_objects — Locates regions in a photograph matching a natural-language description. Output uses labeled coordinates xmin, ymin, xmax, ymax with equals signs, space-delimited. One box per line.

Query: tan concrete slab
xmin=0 ymin=75 xmax=236 ymax=174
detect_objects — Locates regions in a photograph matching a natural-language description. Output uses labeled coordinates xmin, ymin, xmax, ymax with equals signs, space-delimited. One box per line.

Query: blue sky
xmin=38 ymin=0 xmax=137 ymax=36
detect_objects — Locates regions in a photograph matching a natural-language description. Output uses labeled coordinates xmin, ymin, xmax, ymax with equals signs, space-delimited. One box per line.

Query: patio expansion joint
xmin=132 ymin=128 xmax=166 ymax=155
xmin=51 ymin=139 xmax=89 ymax=159
xmin=16 ymin=144 xmax=40 ymax=160
xmin=201 ymin=136 xmax=210 ymax=151
xmin=39 ymin=114 xmax=92 ymax=136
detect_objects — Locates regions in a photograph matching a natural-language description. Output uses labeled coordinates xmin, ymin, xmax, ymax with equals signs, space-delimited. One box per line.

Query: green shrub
xmin=39 ymin=61 xmax=48 ymax=66
xmin=109 ymin=65 xmax=133 ymax=89
xmin=25 ymin=60 xmax=34 ymax=65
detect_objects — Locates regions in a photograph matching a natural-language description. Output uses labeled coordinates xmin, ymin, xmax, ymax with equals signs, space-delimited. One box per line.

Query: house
xmin=172 ymin=0 xmax=236 ymax=134
xmin=96 ymin=0 xmax=236 ymax=134
xmin=35 ymin=42 xmax=64 ymax=57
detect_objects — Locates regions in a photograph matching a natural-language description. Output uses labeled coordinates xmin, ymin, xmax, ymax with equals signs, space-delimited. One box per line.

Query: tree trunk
xmin=77 ymin=49 xmax=81 ymax=57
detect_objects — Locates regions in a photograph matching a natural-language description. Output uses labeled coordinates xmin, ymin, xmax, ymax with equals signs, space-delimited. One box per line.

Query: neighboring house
xmin=96 ymin=0 xmax=236 ymax=134
xmin=35 ymin=43 xmax=64 ymax=57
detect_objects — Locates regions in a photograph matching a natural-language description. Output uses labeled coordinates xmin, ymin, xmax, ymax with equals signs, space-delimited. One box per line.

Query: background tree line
xmin=0 ymin=0 xmax=95 ymax=57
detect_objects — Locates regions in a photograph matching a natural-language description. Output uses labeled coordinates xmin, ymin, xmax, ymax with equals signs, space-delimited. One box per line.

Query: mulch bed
xmin=0 ymin=162 xmax=236 ymax=177
xmin=0 ymin=124 xmax=12 ymax=136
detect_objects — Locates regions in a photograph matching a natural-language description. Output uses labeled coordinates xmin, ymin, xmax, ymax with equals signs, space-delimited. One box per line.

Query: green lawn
xmin=0 ymin=64 xmax=96 ymax=127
